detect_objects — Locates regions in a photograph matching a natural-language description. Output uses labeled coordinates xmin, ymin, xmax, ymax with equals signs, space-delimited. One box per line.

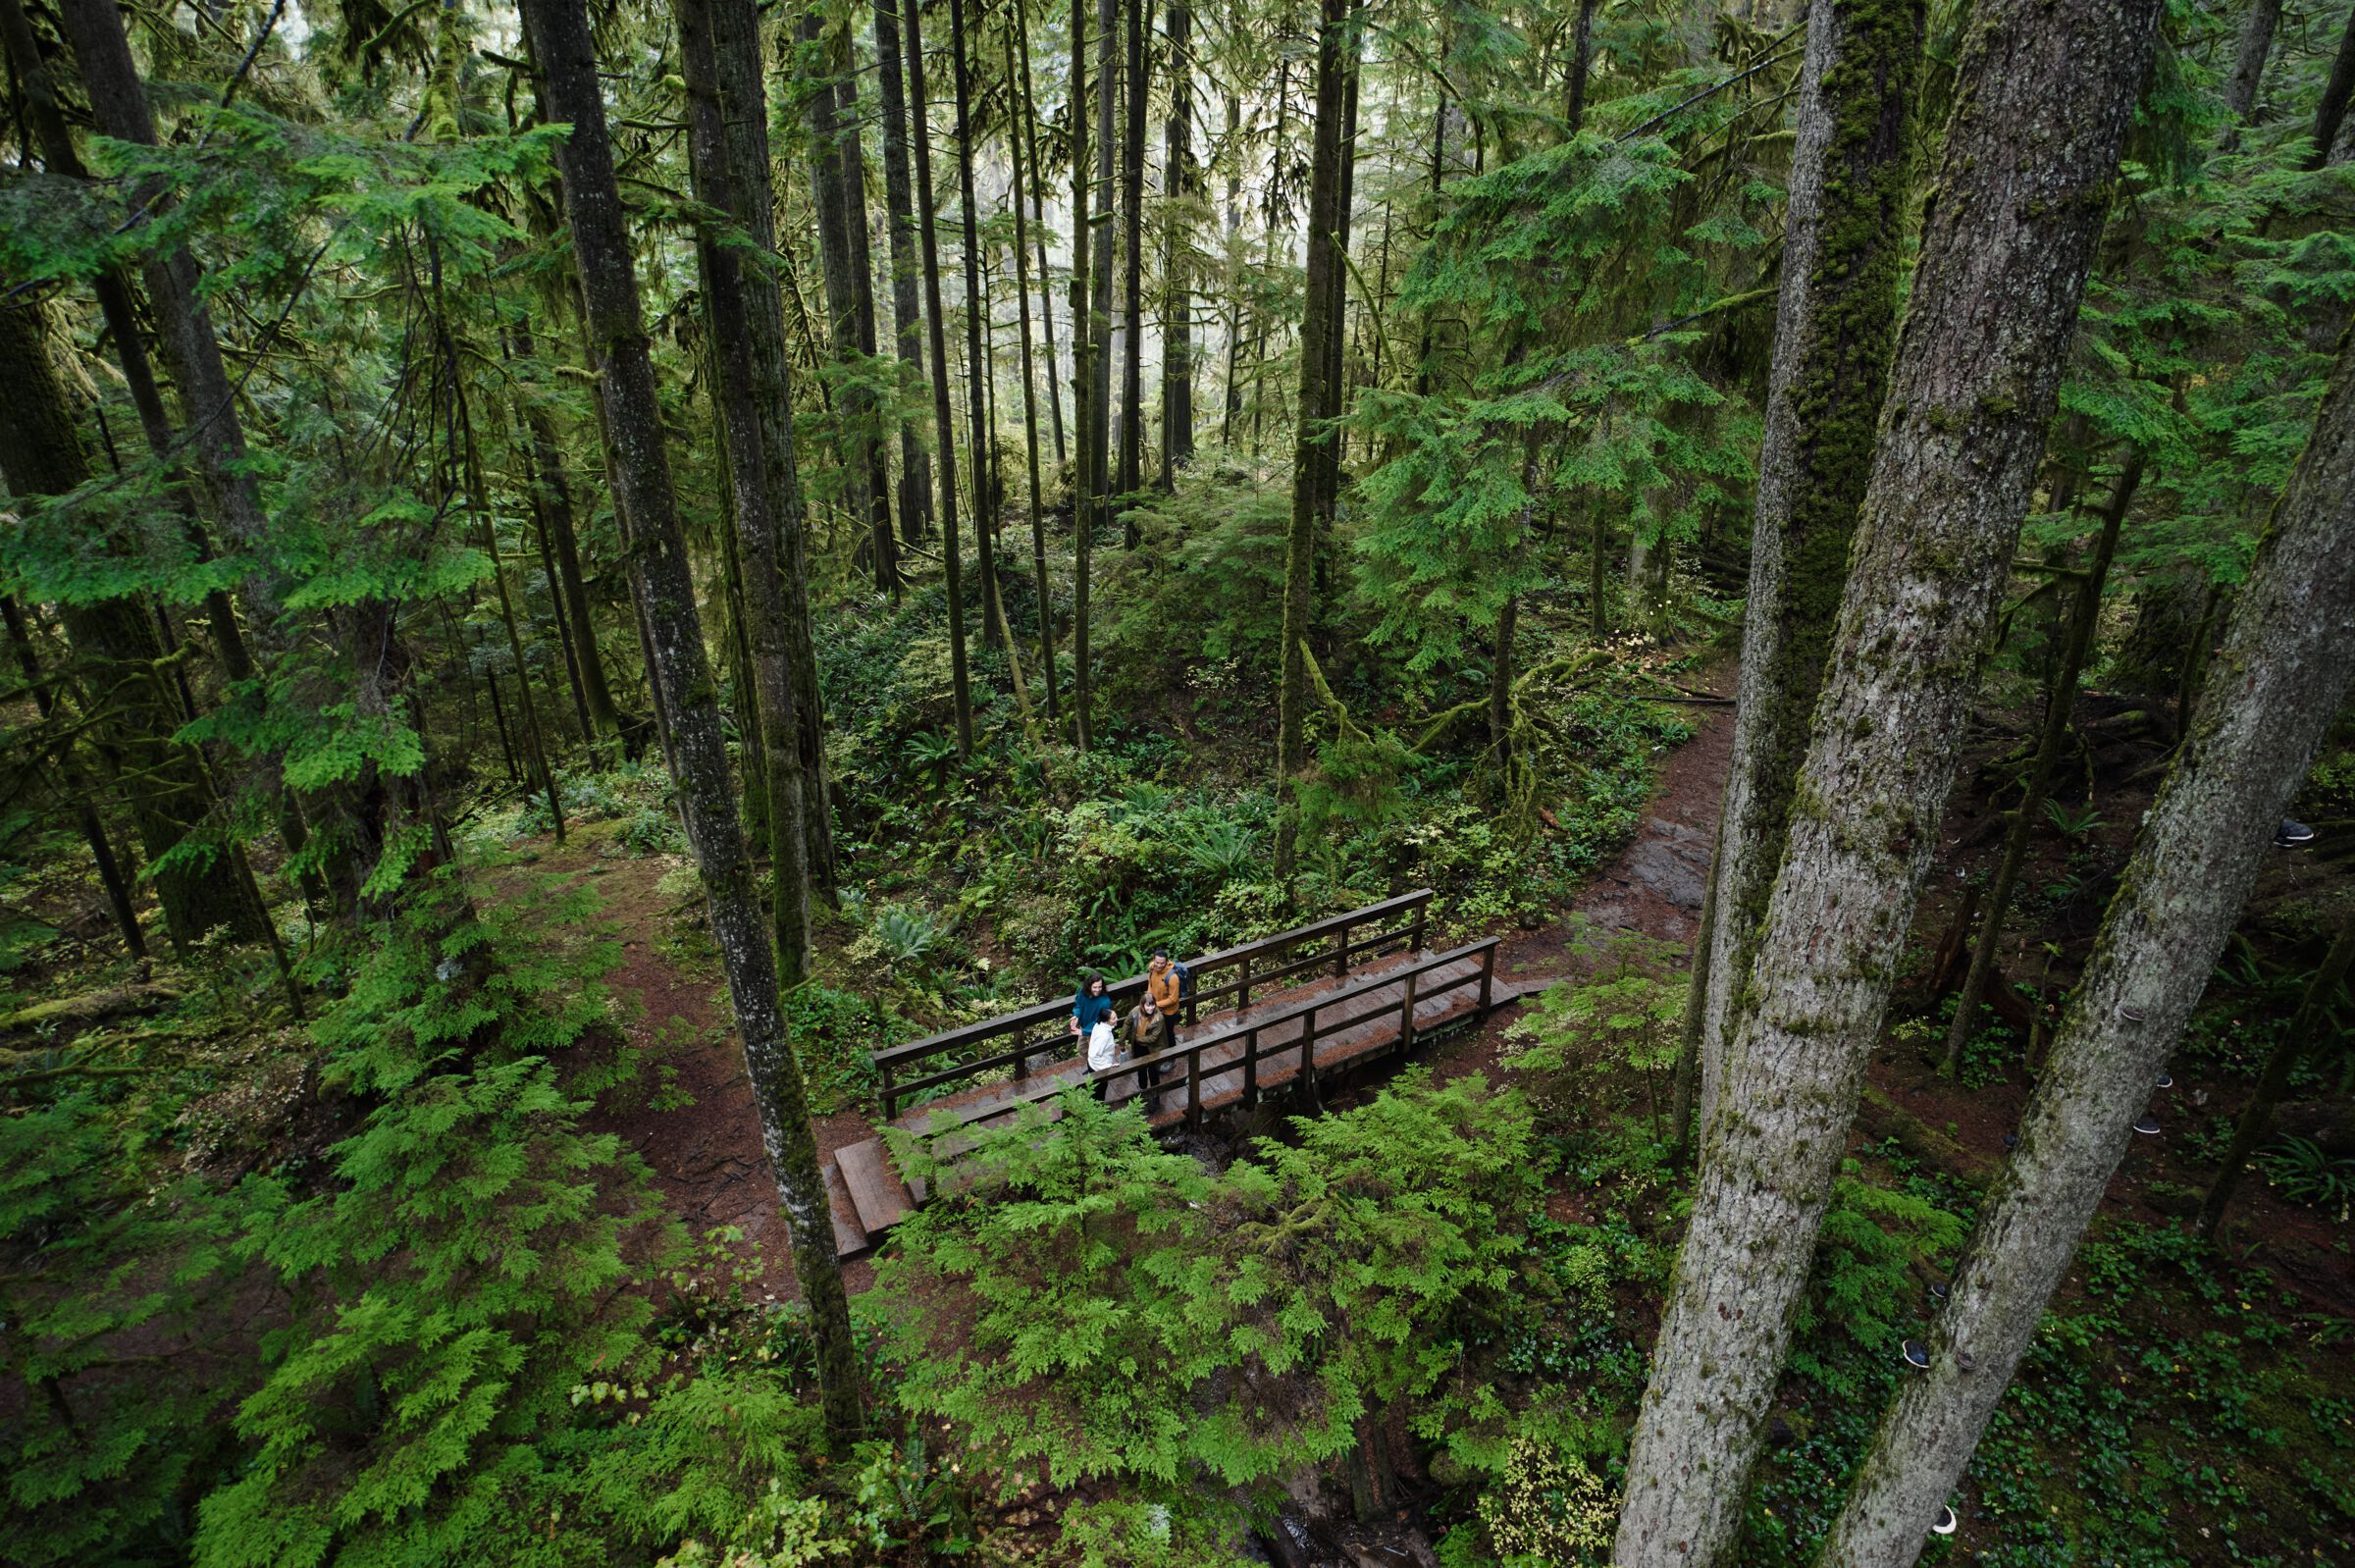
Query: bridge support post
xmin=1400 ymin=965 xmax=1420 ymax=1059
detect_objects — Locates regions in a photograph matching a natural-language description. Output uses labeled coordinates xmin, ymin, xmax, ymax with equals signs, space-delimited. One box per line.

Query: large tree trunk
xmin=872 ymin=0 xmax=934 ymax=549
xmin=1159 ymin=0 xmax=1194 ymax=483
xmin=0 ymin=298 xmax=269 ymax=950
xmin=1071 ymin=0 xmax=1099 ymax=750
xmin=1940 ymin=452 xmax=2141 ymax=1075
xmin=677 ymin=0 xmax=815 ymax=985
xmin=521 ymin=0 xmax=863 ymax=1444
xmin=1676 ymin=0 xmax=1923 ymax=1149
xmin=1814 ymin=322 xmax=2355 ymax=1568
xmin=903 ymin=0 xmax=974 ymax=756
xmin=1272 ymin=0 xmax=1349 ymax=886
xmin=1613 ymin=3 xmax=2163 ymax=1562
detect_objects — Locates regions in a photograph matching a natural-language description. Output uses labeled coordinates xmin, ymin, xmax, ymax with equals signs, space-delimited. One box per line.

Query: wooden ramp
xmin=820 ymin=897 xmax=1517 ymax=1257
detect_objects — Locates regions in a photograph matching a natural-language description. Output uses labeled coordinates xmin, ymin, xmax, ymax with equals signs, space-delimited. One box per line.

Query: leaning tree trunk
xmin=903 ymin=0 xmax=974 ymax=757
xmin=1940 ymin=451 xmax=2142 ymax=1075
xmin=2308 ymin=4 xmax=2355 ymax=172
xmin=1272 ymin=0 xmax=1349 ymax=887
xmin=1675 ymin=0 xmax=1923 ymax=1150
xmin=677 ymin=0 xmax=815 ymax=985
xmin=1814 ymin=321 xmax=2355 ymax=1568
xmin=1159 ymin=0 xmax=1194 ymax=483
xmin=1612 ymin=3 xmax=2163 ymax=1563
xmin=872 ymin=0 xmax=934 ymax=549
xmin=520 ymin=0 xmax=863 ymax=1445
xmin=2197 ymin=907 xmax=2355 ymax=1240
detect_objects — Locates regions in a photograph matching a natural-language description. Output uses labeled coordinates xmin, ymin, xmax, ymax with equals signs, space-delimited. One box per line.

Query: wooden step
xmin=823 ymin=1157 xmax=869 ymax=1259
xmin=834 ymin=1138 xmax=916 ymax=1240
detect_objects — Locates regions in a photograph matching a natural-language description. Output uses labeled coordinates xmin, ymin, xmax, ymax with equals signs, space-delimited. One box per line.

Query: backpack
xmin=1172 ymin=960 xmax=1194 ymax=1001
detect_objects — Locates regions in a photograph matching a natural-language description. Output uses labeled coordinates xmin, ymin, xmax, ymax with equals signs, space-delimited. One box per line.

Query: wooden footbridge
xmin=822 ymin=890 xmax=1531 ymax=1258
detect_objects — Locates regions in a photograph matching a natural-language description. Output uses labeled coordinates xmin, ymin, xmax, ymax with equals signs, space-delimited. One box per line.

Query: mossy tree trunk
xmin=1117 ymin=0 xmax=1149 ymax=538
xmin=1815 ymin=323 xmax=2355 ymax=1568
xmin=951 ymin=0 xmax=1007 ymax=654
xmin=1006 ymin=23 xmax=1061 ymax=725
xmin=677 ymin=0 xmax=815 ymax=985
xmin=522 ymin=0 xmax=862 ymax=1444
xmin=1012 ymin=0 xmax=1068 ymax=467
xmin=0 ymin=298 xmax=270 ymax=951
xmin=1613 ymin=3 xmax=2162 ymax=1561
xmin=1272 ymin=0 xmax=1350 ymax=887
xmin=1939 ymin=451 xmax=2142 ymax=1075
xmin=1677 ymin=0 xmax=1923 ymax=1151
xmin=1070 ymin=0 xmax=1098 ymax=750
xmin=2222 ymin=0 xmax=2282 ymax=137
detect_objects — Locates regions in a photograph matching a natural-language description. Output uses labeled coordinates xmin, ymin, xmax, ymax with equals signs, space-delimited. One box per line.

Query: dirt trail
xmin=569 ymin=686 xmax=1741 ymax=1300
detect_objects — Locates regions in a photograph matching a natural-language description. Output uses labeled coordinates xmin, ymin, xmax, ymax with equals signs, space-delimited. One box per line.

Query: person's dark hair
xmin=1150 ymin=946 xmax=1170 ymax=961
xmin=1081 ymin=967 xmax=1106 ymax=995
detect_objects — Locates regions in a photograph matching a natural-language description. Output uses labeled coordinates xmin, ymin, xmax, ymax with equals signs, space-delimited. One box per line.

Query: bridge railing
xmin=871 ymin=888 xmax=1435 ymax=1121
xmin=899 ymin=936 xmax=1501 ymax=1150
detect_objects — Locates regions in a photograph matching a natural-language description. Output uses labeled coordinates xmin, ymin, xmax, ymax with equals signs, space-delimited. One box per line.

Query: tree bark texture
xmin=2309 ymin=4 xmax=2355 ymax=171
xmin=1940 ymin=452 xmax=2140 ymax=1075
xmin=1613 ymin=3 xmax=2162 ymax=1561
xmin=521 ymin=0 xmax=862 ymax=1443
xmin=677 ymin=0 xmax=815 ymax=985
xmin=1007 ymin=24 xmax=1061 ymax=723
xmin=1273 ymin=0 xmax=1350 ymax=885
xmin=1012 ymin=0 xmax=1067 ymax=466
xmin=950 ymin=0 xmax=1006 ymax=654
xmin=1681 ymin=0 xmax=1923 ymax=1147
xmin=1118 ymin=0 xmax=1149 ymax=528
xmin=2222 ymin=0 xmax=2282 ymax=131
xmin=1814 ymin=323 xmax=2355 ymax=1568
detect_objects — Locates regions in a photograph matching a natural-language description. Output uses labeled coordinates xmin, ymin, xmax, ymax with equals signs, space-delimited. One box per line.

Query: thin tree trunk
xmin=903 ymin=0 xmax=975 ymax=756
xmin=1011 ymin=0 xmax=1068 ymax=467
xmin=517 ymin=432 xmax=597 ymax=745
xmin=950 ymin=0 xmax=1005 ymax=655
xmin=1117 ymin=0 xmax=1149 ymax=539
xmin=801 ymin=9 xmax=896 ymax=592
xmin=1 ymin=594 xmax=145 ymax=959
xmin=1071 ymin=0 xmax=1097 ymax=750
xmin=680 ymin=0 xmax=816 ymax=984
xmin=1675 ymin=0 xmax=1924 ymax=1153
xmin=1814 ymin=319 xmax=2355 ymax=1568
xmin=1564 ymin=0 xmax=1598 ymax=133
xmin=0 ymin=297 xmax=269 ymax=949
xmin=1160 ymin=0 xmax=1193 ymax=483
xmin=525 ymin=0 xmax=862 ymax=1443
xmin=1614 ymin=4 xmax=2162 ymax=1562
xmin=1272 ymin=0 xmax=1349 ymax=886
xmin=1940 ymin=452 xmax=2142 ymax=1075
xmin=2197 ymin=909 xmax=2355 ymax=1240
xmin=1007 ymin=24 xmax=1061 ymax=725
xmin=1091 ymin=0 xmax=1119 ymax=541
xmin=459 ymin=378 xmax=565 ymax=844
xmin=510 ymin=324 xmax=626 ymax=746
xmin=872 ymin=0 xmax=934 ymax=549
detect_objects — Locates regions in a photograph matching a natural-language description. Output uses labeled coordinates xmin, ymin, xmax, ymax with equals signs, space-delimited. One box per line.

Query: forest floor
xmin=539 ymin=668 xmax=2351 ymax=1352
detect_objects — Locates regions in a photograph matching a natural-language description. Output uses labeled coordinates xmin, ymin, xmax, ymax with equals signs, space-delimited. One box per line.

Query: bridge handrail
xmin=872 ymin=888 xmax=1435 ymax=1120
xmin=896 ymin=936 xmax=1499 ymax=1147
